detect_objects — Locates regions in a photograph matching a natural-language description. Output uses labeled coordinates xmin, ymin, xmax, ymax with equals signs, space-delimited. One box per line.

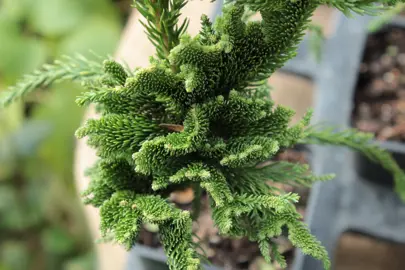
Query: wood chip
xmin=377 ymin=124 xmax=405 ymax=140
xmin=159 ymin=123 xmax=184 ymax=132
xmin=209 ymin=234 xmax=222 ymax=246
xmin=355 ymin=119 xmax=383 ymax=133
xmin=273 ymin=236 xmax=294 ymax=254
xmin=170 ymin=187 xmax=194 ymax=204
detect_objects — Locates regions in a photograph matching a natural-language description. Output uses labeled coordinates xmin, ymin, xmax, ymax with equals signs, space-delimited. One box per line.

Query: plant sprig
xmin=133 ymin=0 xmax=189 ymax=71
xmin=302 ymin=126 xmax=405 ymax=200
xmin=0 ymin=54 xmax=104 ymax=108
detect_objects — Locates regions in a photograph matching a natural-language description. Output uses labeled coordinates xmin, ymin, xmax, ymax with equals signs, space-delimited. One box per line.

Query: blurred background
xmin=0 ymin=1 xmax=130 ymax=269
xmin=2 ymin=1 xmax=405 ymax=270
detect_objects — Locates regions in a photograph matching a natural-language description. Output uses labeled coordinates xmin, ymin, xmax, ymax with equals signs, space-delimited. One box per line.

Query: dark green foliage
xmin=133 ymin=0 xmax=189 ymax=68
xmin=76 ymin=113 xmax=161 ymax=157
xmin=3 ymin=0 xmax=405 ymax=270
xmin=103 ymin=59 xmax=129 ymax=85
xmin=75 ymin=2 xmax=332 ymax=268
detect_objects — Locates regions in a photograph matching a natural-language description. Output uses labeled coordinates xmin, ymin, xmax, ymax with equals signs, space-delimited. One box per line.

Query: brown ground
xmin=335 ymin=232 xmax=405 ymax=270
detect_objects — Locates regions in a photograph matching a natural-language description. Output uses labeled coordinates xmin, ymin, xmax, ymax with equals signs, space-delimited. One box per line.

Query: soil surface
xmin=353 ymin=27 xmax=405 ymax=141
xmin=335 ymin=231 xmax=405 ymax=270
xmin=137 ymin=149 xmax=310 ymax=270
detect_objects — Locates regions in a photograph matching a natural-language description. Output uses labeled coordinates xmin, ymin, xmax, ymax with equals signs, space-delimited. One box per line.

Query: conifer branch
xmin=133 ymin=0 xmax=189 ymax=71
xmin=0 ymin=54 xmax=103 ymax=108
xmin=246 ymin=0 xmax=317 ymax=85
xmin=308 ymin=23 xmax=325 ymax=62
xmin=319 ymin=0 xmax=396 ymax=16
xmin=368 ymin=2 xmax=405 ymax=32
xmin=100 ymin=191 xmax=201 ymax=269
xmin=302 ymin=126 xmax=405 ymax=200
xmin=255 ymin=161 xmax=335 ymax=187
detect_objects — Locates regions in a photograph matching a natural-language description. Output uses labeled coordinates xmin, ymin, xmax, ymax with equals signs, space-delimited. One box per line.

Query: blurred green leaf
xmin=12 ymin=120 xmax=53 ymax=157
xmin=25 ymin=177 xmax=49 ymax=222
xmin=0 ymin=16 xmax=20 ymax=35
xmin=0 ymin=241 xmax=29 ymax=270
xmin=0 ymin=186 xmax=17 ymax=214
xmin=0 ymin=119 xmax=51 ymax=179
xmin=63 ymin=251 xmax=96 ymax=270
xmin=0 ymin=99 xmax=23 ymax=136
xmin=58 ymin=15 xmax=121 ymax=56
xmin=0 ymin=100 xmax=23 ymax=178
xmin=86 ymin=0 xmax=122 ymax=21
xmin=0 ymin=186 xmax=42 ymax=231
xmin=0 ymin=1 xmax=122 ymax=269
xmin=0 ymin=29 xmax=48 ymax=81
xmin=0 ymin=185 xmax=33 ymax=231
xmin=0 ymin=263 xmax=10 ymax=270
xmin=27 ymin=0 xmax=86 ymax=36
xmin=30 ymin=82 xmax=85 ymax=185
xmin=41 ymin=227 xmax=76 ymax=255
xmin=308 ymin=23 xmax=324 ymax=62
xmin=0 ymin=0 xmax=30 ymax=22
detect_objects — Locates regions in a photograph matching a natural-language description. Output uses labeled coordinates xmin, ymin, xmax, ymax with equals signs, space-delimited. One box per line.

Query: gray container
xmin=126 ymin=245 xmax=222 ymax=270
xmin=293 ymin=13 xmax=405 ymax=270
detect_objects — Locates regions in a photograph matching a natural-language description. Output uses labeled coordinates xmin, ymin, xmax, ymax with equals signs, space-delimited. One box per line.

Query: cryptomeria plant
xmin=2 ymin=0 xmax=405 ymax=269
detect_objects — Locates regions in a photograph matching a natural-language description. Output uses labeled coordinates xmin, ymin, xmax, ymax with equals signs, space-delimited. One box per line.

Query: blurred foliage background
xmin=0 ymin=0 xmax=129 ymax=269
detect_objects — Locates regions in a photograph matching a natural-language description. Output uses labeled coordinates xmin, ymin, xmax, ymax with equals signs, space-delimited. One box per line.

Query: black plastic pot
xmin=353 ymin=140 xmax=405 ymax=188
xmin=350 ymin=18 xmax=405 ymax=189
